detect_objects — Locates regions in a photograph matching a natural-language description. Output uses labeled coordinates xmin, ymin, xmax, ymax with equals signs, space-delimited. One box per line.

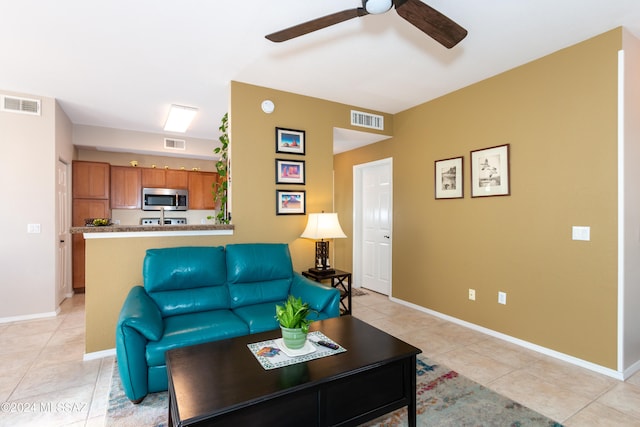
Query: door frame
xmin=352 ymin=157 xmax=393 ymax=293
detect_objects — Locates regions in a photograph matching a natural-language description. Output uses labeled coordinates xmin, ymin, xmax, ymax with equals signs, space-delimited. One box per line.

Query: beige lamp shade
xmin=301 ymin=213 xmax=346 ymax=239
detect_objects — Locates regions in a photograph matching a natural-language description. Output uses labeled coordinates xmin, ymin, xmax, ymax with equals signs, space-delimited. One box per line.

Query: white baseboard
xmin=622 ymin=358 xmax=640 ymax=380
xmin=0 ymin=309 xmax=60 ymax=324
xmin=84 ymin=348 xmax=116 ymax=361
xmin=389 ymin=295 xmax=628 ymax=381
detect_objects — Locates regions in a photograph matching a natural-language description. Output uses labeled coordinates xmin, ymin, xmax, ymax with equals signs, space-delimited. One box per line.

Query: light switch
xmin=27 ymin=224 xmax=41 ymax=233
xmin=572 ymin=226 xmax=590 ymax=241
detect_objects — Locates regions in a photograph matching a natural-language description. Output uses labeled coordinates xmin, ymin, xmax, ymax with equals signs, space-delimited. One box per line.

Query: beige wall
xmin=0 ymin=90 xmax=73 ymax=318
xmin=84 ymin=81 xmax=392 ymax=352
xmin=335 ymin=29 xmax=622 ymax=369
xmin=227 ymin=82 xmax=391 ymax=260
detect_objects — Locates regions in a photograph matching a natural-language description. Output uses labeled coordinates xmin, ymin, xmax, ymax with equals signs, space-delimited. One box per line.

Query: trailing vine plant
xmin=212 ymin=112 xmax=230 ymax=224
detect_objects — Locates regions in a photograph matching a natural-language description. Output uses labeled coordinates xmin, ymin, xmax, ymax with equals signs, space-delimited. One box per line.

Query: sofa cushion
xmin=151 ymin=286 xmax=231 ymax=318
xmin=144 ymin=246 xmax=230 ymax=317
xmin=232 ymin=301 xmax=283 ymax=334
xmin=145 ymin=310 xmax=248 ymax=366
xmin=226 ymin=243 xmax=293 ymax=284
xmin=228 ymin=279 xmax=291 ymax=309
xmin=144 ymin=246 xmax=227 ymax=291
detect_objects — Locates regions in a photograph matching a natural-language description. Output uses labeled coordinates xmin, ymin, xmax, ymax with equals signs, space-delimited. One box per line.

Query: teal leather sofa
xmin=116 ymin=243 xmax=340 ymax=402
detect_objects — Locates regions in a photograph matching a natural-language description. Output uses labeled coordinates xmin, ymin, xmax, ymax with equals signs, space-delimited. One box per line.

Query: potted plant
xmin=207 ymin=112 xmax=230 ymax=224
xmin=275 ymin=295 xmax=315 ymax=350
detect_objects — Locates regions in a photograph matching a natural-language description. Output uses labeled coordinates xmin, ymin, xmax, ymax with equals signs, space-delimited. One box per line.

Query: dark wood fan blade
xmin=266 ymin=8 xmax=367 ymax=42
xmin=393 ymin=0 xmax=467 ymax=48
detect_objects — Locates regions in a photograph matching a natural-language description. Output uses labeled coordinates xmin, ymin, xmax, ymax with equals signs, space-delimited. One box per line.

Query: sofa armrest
xmin=118 ymin=286 xmax=164 ymax=341
xmin=115 ymin=286 xmax=164 ymax=402
xmin=290 ymin=273 xmax=340 ymax=319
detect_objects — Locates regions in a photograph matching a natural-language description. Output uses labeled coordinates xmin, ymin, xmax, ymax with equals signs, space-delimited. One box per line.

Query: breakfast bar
xmin=70 ymin=223 xmax=234 ymax=239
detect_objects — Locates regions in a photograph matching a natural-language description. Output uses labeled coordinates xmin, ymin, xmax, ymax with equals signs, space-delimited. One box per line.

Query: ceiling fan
xmin=265 ymin=0 xmax=467 ymax=48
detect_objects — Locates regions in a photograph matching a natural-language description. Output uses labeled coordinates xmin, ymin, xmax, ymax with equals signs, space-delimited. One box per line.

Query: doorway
xmin=56 ymin=159 xmax=71 ymax=305
xmin=353 ymin=158 xmax=393 ymax=295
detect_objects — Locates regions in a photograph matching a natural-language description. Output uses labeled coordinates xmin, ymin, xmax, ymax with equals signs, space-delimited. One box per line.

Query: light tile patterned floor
xmin=1 ymin=291 xmax=640 ymax=426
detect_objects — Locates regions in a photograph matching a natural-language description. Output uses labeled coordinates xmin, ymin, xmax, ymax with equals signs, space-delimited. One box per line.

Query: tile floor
xmin=2 ymin=291 xmax=640 ymax=426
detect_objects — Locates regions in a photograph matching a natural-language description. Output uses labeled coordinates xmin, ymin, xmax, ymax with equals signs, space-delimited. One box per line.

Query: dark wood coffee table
xmin=166 ymin=315 xmax=421 ymax=427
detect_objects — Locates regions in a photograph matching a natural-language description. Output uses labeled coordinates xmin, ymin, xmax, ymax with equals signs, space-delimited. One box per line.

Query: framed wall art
xmin=276 ymin=190 xmax=306 ymax=215
xmin=434 ymin=156 xmax=463 ymax=199
xmin=275 ymin=159 xmax=305 ymax=185
xmin=470 ymin=144 xmax=510 ymax=197
xmin=275 ymin=127 xmax=305 ymax=155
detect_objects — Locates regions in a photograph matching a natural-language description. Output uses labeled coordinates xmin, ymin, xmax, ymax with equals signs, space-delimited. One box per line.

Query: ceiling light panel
xmin=164 ymin=104 xmax=198 ymax=133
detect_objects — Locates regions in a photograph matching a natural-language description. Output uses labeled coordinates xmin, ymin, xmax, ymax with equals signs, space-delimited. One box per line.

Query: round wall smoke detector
xmin=261 ymin=100 xmax=275 ymax=114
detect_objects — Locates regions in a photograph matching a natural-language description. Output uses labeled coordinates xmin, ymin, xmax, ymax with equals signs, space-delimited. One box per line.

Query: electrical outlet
xmin=498 ymin=291 xmax=507 ymax=305
xmin=572 ymin=226 xmax=590 ymax=241
xmin=468 ymin=289 xmax=476 ymax=301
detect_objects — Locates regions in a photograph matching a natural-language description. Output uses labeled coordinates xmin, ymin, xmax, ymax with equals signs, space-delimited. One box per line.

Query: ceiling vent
xmin=1 ymin=95 xmax=41 ymax=116
xmin=351 ymin=110 xmax=384 ymax=131
xmin=164 ymin=137 xmax=186 ymax=151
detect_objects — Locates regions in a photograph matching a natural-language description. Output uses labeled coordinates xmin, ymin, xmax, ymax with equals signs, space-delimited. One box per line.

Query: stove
xmin=140 ymin=217 xmax=187 ymax=226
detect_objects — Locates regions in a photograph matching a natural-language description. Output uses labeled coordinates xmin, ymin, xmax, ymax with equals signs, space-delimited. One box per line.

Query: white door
xmin=56 ymin=160 xmax=70 ymax=304
xmin=354 ymin=158 xmax=392 ymax=295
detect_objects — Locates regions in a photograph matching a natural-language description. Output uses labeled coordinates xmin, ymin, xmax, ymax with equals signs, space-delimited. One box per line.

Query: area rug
xmin=106 ymin=366 xmax=167 ymax=427
xmin=359 ymin=356 xmax=563 ymax=427
xmin=106 ymin=356 xmax=562 ymax=426
xmin=352 ymin=287 xmax=368 ymax=296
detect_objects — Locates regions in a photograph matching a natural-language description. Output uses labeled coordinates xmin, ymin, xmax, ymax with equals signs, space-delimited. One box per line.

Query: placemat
xmin=248 ymin=331 xmax=346 ymax=370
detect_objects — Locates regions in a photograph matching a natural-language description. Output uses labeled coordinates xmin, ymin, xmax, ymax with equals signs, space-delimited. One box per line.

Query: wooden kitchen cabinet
xmin=72 ymin=198 xmax=111 ymax=226
xmin=72 ymin=161 xmax=110 ymax=292
xmin=72 ymin=161 xmax=110 ymax=199
xmin=141 ymin=168 xmax=165 ymax=188
xmin=188 ymin=171 xmax=219 ymax=210
xmin=72 ymin=198 xmax=110 ymax=291
xmin=166 ymin=170 xmax=189 ymax=188
xmin=141 ymin=168 xmax=189 ymax=189
xmin=111 ymin=166 xmax=142 ymax=209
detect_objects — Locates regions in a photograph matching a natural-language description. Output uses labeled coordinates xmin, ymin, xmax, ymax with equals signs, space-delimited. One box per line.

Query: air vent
xmin=164 ymin=138 xmax=186 ymax=150
xmin=351 ymin=110 xmax=384 ymax=131
xmin=1 ymin=95 xmax=41 ymax=116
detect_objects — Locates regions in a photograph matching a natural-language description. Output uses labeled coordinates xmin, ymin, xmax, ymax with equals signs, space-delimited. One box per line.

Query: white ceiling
xmin=2 ymin=0 xmax=640 ymax=153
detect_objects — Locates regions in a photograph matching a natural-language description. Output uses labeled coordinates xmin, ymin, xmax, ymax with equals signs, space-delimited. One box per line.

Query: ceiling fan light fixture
xmin=365 ymin=0 xmax=392 ymax=14
xmin=264 ymin=0 xmax=466 ymax=48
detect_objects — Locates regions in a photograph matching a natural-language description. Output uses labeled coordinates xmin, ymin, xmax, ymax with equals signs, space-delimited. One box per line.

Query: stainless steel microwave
xmin=142 ymin=188 xmax=188 ymax=211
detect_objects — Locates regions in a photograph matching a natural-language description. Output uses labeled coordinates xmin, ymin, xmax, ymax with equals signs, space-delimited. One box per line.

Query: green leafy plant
xmin=275 ymin=295 xmax=315 ymax=333
xmin=210 ymin=112 xmax=229 ymax=224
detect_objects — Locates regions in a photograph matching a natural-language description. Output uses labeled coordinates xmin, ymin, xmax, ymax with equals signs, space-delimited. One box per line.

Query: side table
xmin=302 ymin=269 xmax=352 ymax=315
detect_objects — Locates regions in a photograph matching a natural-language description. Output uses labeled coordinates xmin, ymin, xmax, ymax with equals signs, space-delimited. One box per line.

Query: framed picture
xmin=434 ymin=156 xmax=463 ymax=199
xmin=276 ymin=190 xmax=306 ymax=215
xmin=275 ymin=159 xmax=305 ymax=185
xmin=276 ymin=127 xmax=305 ymax=155
xmin=470 ymin=144 xmax=510 ymax=197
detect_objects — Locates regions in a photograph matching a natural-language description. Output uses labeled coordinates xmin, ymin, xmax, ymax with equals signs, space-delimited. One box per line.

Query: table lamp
xmin=301 ymin=212 xmax=347 ymax=275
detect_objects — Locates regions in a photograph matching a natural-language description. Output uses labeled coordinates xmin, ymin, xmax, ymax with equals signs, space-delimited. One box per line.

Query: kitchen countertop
xmin=70 ymin=223 xmax=234 ymax=239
